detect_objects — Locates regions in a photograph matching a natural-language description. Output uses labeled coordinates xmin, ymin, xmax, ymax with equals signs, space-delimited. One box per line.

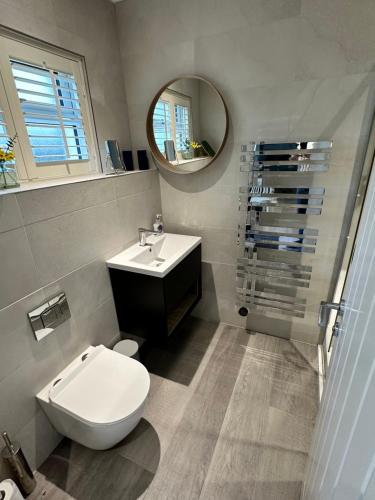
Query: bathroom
xmin=0 ymin=0 xmax=375 ymax=499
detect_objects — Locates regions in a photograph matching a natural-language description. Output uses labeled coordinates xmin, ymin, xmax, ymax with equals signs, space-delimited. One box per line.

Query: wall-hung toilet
xmin=36 ymin=345 xmax=150 ymax=450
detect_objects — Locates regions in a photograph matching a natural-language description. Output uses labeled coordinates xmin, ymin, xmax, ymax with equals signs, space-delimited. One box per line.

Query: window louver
xmin=0 ymin=105 xmax=8 ymax=151
xmin=174 ymin=104 xmax=190 ymax=151
xmin=153 ymin=100 xmax=172 ymax=154
xmin=10 ymin=59 xmax=89 ymax=164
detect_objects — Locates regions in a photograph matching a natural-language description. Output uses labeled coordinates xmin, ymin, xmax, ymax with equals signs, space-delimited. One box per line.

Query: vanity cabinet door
xmin=109 ymin=268 xmax=166 ymax=339
xmin=163 ymin=245 xmax=202 ymax=313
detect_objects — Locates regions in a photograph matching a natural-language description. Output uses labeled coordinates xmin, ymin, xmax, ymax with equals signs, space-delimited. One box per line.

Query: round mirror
xmin=147 ymin=76 xmax=228 ymax=174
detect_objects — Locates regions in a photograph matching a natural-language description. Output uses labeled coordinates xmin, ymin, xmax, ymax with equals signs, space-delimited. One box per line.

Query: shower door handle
xmin=318 ymin=299 xmax=345 ymax=328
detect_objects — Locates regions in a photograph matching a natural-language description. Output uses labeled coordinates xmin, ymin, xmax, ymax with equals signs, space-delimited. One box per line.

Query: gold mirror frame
xmin=146 ymin=75 xmax=229 ymax=174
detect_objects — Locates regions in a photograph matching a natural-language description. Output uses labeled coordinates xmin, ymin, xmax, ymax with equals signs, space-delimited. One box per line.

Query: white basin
xmin=106 ymin=233 xmax=202 ymax=277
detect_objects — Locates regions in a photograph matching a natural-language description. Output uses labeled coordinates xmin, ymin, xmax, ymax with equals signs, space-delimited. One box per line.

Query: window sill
xmin=171 ymin=156 xmax=211 ymax=166
xmin=0 ymin=169 xmax=157 ymax=197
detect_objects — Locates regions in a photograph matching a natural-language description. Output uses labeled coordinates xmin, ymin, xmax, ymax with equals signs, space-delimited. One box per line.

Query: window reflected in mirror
xmin=147 ymin=77 xmax=228 ymax=174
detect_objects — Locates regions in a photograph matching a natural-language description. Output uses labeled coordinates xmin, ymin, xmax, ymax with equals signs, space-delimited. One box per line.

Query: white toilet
xmin=36 ymin=345 xmax=150 ymax=450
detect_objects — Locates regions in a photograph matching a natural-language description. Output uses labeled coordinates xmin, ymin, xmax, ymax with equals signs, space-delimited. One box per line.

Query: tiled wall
xmin=0 ymin=0 xmax=161 ymax=475
xmin=0 ymin=171 xmax=161 ymax=475
xmin=115 ymin=0 xmax=375 ymax=340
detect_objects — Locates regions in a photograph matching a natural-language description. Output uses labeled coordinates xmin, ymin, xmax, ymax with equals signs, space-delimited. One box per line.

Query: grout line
xmin=0 ymin=246 xmax=123 ymax=314
xmin=4 ymin=169 xmax=157 ymax=229
xmin=197 ymin=326 xmax=252 ymax=499
xmin=188 ymin=322 xmax=226 ymax=391
xmin=22 ymin=224 xmax=43 ymax=292
xmin=20 ymin=196 xmax=118 ymax=228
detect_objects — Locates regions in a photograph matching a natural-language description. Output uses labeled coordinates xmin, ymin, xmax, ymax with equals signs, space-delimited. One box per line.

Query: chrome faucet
xmin=138 ymin=228 xmax=155 ymax=246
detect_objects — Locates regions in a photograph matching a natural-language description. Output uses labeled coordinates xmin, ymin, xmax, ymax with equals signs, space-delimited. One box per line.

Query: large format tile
xmin=43 ymin=258 xmax=113 ymax=321
xmin=31 ymin=438 xmax=154 ymax=500
xmin=15 ymin=408 xmax=62 ymax=471
xmin=142 ymin=316 xmax=218 ymax=385
xmin=0 ymin=194 xmax=23 ymax=234
xmin=54 ymin=298 xmax=120 ymax=365
xmin=26 ymin=201 xmax=122 ymax=285
xmin=192 ymin=289 xmax=246 ymax=327
xmin=163 ymin=222 xmax=237 ymax=265
xmin=0 ymin=331 xmax=64 ymax=437
xmin=114 ymin=170 xmax=156 ymax=199
xmin=0 ymin=227 xmax=39 ymax=310
xmin=0 ymin=288 xmax=47 ymax=383
xmin=143 ymin=325 xmax=250 ymax=500
xmin=201 ymin=261 xmax=236 ymax=301
xmin=17 ymin=178 xmax=115 ymax=225
xmin=117 ymin=189 xmax=161 ymax=246
xmin=200 ymin=333 xmax=317 ymax=500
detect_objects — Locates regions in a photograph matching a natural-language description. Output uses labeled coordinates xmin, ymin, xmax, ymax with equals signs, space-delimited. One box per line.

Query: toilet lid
xmin=49 ymin=345 xmax=150 ymax=425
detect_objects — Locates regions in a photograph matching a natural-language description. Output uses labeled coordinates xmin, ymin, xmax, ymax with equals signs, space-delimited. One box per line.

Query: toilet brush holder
xmin=1 ymin=432 xmax=36 ymax=497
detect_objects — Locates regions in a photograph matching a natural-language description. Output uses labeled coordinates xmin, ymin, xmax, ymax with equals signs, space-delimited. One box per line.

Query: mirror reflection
xmin=147 ymin=77 xmax=228 ymax=174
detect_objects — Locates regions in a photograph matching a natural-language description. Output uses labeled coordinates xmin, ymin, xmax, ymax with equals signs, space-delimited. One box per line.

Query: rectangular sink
xmin=106 ymin=233 xmax=202 ymax=277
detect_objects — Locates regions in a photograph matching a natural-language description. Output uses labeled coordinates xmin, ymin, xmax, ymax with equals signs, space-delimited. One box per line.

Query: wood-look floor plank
xmin=142 ymin=325 xmax=251 ymax=500
xmin=30 ymin=471 xmax=76 ymax=500
xmin=199 ymin=333 xmax=318 ymax=500
xmin=33 ymin=439 xmax=154 ymax=500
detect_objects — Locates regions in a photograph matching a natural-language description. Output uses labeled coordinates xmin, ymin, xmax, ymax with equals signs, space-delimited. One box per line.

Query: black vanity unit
xmin=109 ymin=244 xmax=202 ymax=342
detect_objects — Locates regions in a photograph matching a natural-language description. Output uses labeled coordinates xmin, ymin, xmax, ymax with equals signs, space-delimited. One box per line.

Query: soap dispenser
xmin=153 ymin=214 xmax=164 ymax=233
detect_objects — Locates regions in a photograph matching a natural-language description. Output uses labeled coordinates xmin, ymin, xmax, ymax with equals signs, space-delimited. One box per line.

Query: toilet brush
xmin=1 ymin=432 xmax=36 ymax=497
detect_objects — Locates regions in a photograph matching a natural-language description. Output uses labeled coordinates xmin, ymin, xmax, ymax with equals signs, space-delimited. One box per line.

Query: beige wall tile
xmin=0 ymin=0 xmax=163 ymax=475
xmin=15 ymin=408 xmax=62 ymax=470
xmin=114 ymin=170 xmax=155 ymax=199
xmin=0 ymin=289 xmax=47 ymax=383
xmin=0 ymin=332 xmax=65 ymax=437
xmin=26 ymin=201 xmax=122 ymax=285
xmin=0 ymin=195 xmax=23 ymax=234
xmin=0 ymin=228 xmax=39 ymax=309
xmin=17 ymin=178 xmax=116 ymax=225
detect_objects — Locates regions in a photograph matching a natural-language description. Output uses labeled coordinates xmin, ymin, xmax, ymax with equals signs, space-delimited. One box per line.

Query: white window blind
xmin=174 ymin=103 xmax=190 ymax=151
xmin=0 ymin=103 xmax=8 ymax=151
xmin=153 ymin=100 xmax=172 ymax=154
xmin=10 ymin=59 xmax=89 ymax=164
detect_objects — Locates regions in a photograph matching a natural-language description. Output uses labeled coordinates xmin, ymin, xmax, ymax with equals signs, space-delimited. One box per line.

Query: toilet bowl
xmin=36 ymin=345 xmax=150 ymax=450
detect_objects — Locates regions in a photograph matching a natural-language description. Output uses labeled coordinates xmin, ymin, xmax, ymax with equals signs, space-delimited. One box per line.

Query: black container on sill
xmin=122 ymin=150 xmax=134 ymax=171
xmin=137 ymin=150 xmax=149 ymax=170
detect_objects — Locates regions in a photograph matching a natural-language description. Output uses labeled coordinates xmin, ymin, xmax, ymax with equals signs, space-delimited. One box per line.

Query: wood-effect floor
xmin=29 ymin=318 xmax=319 ymax=500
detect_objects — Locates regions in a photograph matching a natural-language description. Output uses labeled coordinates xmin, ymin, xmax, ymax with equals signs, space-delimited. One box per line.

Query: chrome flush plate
xmin=28 ymin=292 xmax=71 ymax=341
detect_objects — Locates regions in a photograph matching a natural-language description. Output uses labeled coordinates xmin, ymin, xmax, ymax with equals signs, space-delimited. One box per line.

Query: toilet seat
xmin=48 ymin=345 xmax=150 ymax=426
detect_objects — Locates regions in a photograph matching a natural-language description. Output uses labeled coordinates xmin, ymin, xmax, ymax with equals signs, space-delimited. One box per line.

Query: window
xmin=0 ymin=72 xmax=19 ymax=172
xmin=153 ymin=99 xmax=172 ymax=153
xmin=174 ymin=104 xmax=190 ymax=152
xmin=154 ymin=89 xmax=192 ymax=161
xmin=11 ymin=60 xmax=88 ymax=164
xmin=0 ymin=101 xmax=8 ymax=152
xmin=0 ymin=32 xmax=98 ymax=181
